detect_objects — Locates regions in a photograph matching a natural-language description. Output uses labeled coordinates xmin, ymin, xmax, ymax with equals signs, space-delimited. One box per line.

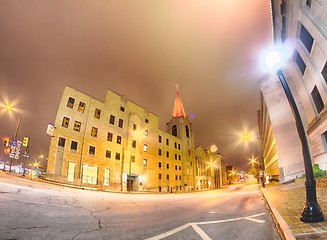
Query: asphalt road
xmin=0 ymin=174 xmax=280 ymax=240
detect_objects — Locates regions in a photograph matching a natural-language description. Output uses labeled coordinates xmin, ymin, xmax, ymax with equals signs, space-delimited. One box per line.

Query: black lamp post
xmin=275 ymin=69 xmax=324 ymax=222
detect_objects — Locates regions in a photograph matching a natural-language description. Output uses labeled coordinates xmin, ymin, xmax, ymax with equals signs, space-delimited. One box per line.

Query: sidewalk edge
xmin=261 ymin=188 xmax=296 ymax=240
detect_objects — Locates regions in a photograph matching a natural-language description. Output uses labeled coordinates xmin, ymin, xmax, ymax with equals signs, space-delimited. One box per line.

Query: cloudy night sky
xmin=0 ymin=0 xmax=272 ymax=171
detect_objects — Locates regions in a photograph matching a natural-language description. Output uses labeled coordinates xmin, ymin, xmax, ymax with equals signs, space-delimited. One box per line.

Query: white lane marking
xmin=145 ymin=213 xmax=266 ymax=240
xmin=191 ymin=224 xmax=212 ymax=240
xmin=244 ymin=217 xmax=265 ymax=223
xmin=0 ymin=196 xmax=70 ymax=208
xmin=146 ymin=223 xmax=190 ymax=240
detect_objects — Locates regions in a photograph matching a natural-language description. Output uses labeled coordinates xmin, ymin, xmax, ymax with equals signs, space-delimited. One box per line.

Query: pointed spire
xmin=172 ymin=85 xmax=187 ymax=118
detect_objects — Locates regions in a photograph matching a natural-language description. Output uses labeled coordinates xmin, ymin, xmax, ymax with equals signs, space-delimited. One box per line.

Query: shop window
xmin=82 ymin=165 xmax=98 ymax=185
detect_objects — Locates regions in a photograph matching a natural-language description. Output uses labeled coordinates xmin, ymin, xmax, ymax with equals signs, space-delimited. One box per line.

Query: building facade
xmin=259 ymin=0 xmax=327 ymax=182
xmin=46 ymin=86 xmax=226 ymax=191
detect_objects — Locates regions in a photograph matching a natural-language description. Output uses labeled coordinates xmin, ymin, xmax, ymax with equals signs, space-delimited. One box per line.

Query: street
xmin=0 ymin=174 xmax=280 ymax=240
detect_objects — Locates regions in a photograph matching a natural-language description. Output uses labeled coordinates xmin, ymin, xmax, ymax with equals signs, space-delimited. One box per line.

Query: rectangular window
xmin=116 ymin=135 xmax=122 ymax=144
xmin=115 ymin=152 xmax=121 ymax=160
xmin=67 ymin=97 xmax=75 ymax=109
xmin=78 ymin=102 xmax=86 ymax=113
xmin=82 ymin=165 xmax=98 ymax=185
xmin=321 ymin=61 xmax=327 ymax=84
xmin=300 ymin=24 xmax=314 ymax=53
xmin=175 ymin=154 xmax=177 ymax=160
xmin=104 ymin=168 xmax=110 ymax=186
xmin=118 ymin=118 xmax=124 ymax=128
xmin=105 ymin=150 xmax=111 ymax=158
xmin=178 ymin=144 xmax=180 ymax=150
xmin=131 ymin=155 xmax=135 ymax=163
xmin=175 ymin=165 xmax=178 ymax=170
xmin=94 ymin=108 xmax=101 ymax=119
xmin=295 ymin=50 xmax=306 ymax=75
xmin=166 ymin=151 xmax=169 ymax=158
xmin=62 ymin=116 xmax=70 ymax=128
xmin=311 ymin=86 xmax=324 ymax=114
xmin=175 ymin=175 xmax=178 ymax=180
xmin=58 ymin=137 xmax=66 ymax=147
xmin=158 ymin=149 xmax=162 ymax=156
xmin=145 ymin=118 xmax=149 ymax=123
xmin=158 ymin=173 xmax=162 ymax=179
xmin=166 ymin=174 xmax=169 ymax=180
xmin=174 ymin=142 xmax=177 ymax=149
xmin=166 ymin=139 xmax=169 ymax=146
xmin=179 ymin=155 xmax=181 ymax=160
xmin=107 ymin=132 xmax=113 ymax=142
xmin=166 ymin=163 xmax=169 ymax=169
xmin=73 ymin=121 xmax=81 ymax=132
xmin=109 ymin=115 xmax=115 ymax=125
xmin=143 ymin=144 xmax=148 ymax=152
xmin=158 ymin=162 xmax=162 ymax=169
xmin=143 ymin=159 xmax=147 ymax=166
xmin=120 ymin=106 xmax=125 ymax=112
xmin=67 ymin=162 xmax=75 ymax=182
xmin=133 ymin=124 xmax=137 ymax=131
xmin=91 ymin=127 xmax=98 ymax=137
xmin=159 ymin=135 xmax=162 ymax=143
xmin=71 ymin=140 xmax=78 ymax=150
xmin=89 ymin=145 xmax=96 ymax=155
xmin=132 ymin=140 xmax=136 ymax=148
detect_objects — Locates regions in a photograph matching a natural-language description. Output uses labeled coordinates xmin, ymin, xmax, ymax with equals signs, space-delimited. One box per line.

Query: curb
xmin=260 ymin=187 xmax=296 ymax=240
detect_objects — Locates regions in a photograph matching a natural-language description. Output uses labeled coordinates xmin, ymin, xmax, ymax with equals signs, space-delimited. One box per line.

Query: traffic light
xmin=3 ymin=137 xmax=10 ymax=147
xmin=22 ymin=137 xmax=29 ymax=147
xmin=3 ymin=147 xmax=11 ymax=154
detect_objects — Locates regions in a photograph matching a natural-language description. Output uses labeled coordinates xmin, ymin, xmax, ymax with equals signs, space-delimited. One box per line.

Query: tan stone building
xmin=259 ymin=0 xmax=327 ymax=182
xmin=46 ymin=86 xmax=226 ymax=191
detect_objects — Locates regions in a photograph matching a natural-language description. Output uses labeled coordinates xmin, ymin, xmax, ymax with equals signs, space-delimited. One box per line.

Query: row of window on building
xmin=293 ymin=22 xmax=327 ymax=114
xmin=66 ymin=97 xmax=150 ymax=123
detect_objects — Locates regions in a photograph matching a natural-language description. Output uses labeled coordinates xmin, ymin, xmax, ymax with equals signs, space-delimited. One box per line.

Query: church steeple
xmin=172 ymin=85 xmax=186 ymax=118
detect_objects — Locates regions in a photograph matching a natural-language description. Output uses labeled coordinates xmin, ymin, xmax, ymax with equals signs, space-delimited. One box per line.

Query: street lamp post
xmin=4 ymin=103 xmax=23 ymax=172
xmin=265 ymin=51 xmax=324 ymax=222
xmin=276 ymin=70 xmax=324 ymax=222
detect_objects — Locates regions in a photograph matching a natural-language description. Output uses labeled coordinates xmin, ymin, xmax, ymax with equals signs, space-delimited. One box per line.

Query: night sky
xmin=0 ymin=0 xmax=272 ymax=171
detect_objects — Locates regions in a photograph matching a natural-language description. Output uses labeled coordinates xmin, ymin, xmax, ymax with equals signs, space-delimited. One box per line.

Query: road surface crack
xmin=71 ymin=207 xmax=109 ymax=240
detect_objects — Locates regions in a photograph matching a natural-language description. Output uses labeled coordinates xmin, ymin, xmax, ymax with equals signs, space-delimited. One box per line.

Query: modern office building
xmin=259 ymin=0 xmax=327 ymax=182
xmin=46 ymin=86 xmax=226 ymax=191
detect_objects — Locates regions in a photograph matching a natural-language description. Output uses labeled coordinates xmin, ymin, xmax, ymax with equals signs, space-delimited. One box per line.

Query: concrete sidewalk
xmin=261 ymin=177 xmax=327 ymax=240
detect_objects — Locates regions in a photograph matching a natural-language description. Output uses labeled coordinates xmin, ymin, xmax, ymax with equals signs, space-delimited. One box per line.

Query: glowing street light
xmin=264 ymin=48 xmax=324 ymax=222
xmin=2 ymin=103 xmax=23 ymax=172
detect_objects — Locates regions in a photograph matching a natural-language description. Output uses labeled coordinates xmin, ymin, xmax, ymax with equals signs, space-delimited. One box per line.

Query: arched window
xmin=185 ymin=125 xmax=190 ymax=138
xmin=172 ymin=125 xmax=177 ymax=136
